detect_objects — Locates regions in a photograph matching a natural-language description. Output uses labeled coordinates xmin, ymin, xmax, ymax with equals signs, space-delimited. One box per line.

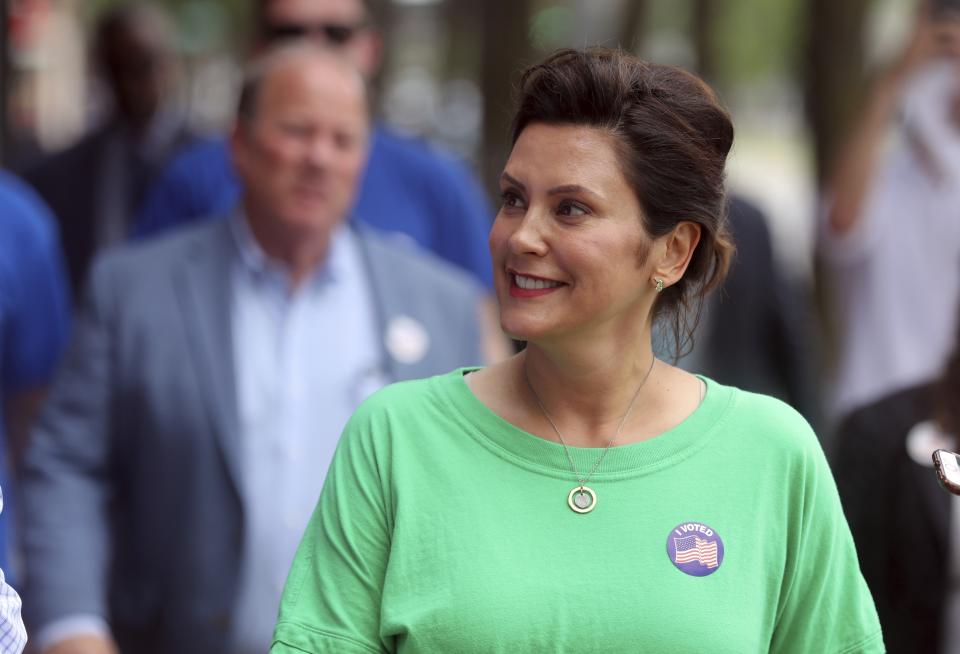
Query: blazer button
xmin=214 ymin=613 xmax=231 ymax=632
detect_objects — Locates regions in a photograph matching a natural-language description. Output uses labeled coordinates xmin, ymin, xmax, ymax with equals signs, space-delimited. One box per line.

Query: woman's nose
xmin=508 ymin=209 xmax=550 ymax=256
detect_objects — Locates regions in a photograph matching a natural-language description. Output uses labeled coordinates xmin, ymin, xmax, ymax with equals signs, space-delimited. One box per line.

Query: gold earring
xmin=654 ymin=278 xmax=664 ymax=293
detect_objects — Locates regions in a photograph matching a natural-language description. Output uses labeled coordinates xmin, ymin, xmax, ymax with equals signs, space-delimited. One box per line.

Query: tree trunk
xmin=804 ymin=0 xmax=875 ymax=383
xmin=617 ymin=0 xmax=647 ymax=53
xmin=691 ymin=0 xmax=718 ymax=84
xmin=480 ymin=0 xmax=535 ymax=199
xmin=803 ymin=0 xmax=874 ymax=187
xmin=441 ymin=0 xmax=482 ymax=79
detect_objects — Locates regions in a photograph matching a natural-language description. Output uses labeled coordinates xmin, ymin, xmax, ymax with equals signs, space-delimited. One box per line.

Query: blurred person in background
xmin=834 ymin=301 xmax=960 ymax=654
xmin=23 ymin=2 xmax=195 ymax=297
xmin=0 ymin=489 xmax=27 ymax=654
xmin=135 ymin=0 xmax=496 ymax=292
xmin=0 ymin=171 xmax=72 ymax=472
xmin=821 ymin=1 xmax=960 ymax=423
xmin=0 ymin=170 xmax=71 ymax=654
xmin=671 ymin=195 xmax=820 ymax=426
xmin=21 ymin=43 xmax=486 ymax=654
xmin=0 ymin=171 xmax=71 ymax=568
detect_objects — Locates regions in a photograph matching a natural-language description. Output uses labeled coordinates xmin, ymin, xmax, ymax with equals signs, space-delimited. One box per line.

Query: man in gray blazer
xmin=21 ymin=44 xmax=486 ymax=654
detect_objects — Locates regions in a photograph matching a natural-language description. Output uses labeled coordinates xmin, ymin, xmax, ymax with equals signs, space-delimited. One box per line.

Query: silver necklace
xmin=524 ymin=356 xmax=657 ymax=514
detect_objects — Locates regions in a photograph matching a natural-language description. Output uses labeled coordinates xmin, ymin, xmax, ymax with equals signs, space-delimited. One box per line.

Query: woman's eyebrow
xmin=500 ymin=175 xmax=602 ymax=201
xmin=548 ymin=184 xmax=601 ymax=200
xmin=500 ymin=172 xmax=525 ymax=190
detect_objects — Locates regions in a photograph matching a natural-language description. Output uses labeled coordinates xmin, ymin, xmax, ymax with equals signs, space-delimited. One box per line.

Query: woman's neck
xmin=520 ymin=336 xmax=659 ymax=447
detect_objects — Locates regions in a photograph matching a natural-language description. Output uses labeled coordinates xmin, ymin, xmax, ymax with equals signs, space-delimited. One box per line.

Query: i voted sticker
xmin=667 ymin=521 xmax=724 ymax=577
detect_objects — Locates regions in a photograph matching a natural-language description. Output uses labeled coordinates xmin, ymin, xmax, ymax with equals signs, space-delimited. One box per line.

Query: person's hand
xmin=41 ymin=635 xmax=119 ymax=654
xmin=890 ymin=5 xmax=960 ymax=83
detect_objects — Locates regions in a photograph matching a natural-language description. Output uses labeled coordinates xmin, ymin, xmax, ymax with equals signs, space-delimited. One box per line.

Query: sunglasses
xmin=263 ymin=21 xmax=369 ymax=46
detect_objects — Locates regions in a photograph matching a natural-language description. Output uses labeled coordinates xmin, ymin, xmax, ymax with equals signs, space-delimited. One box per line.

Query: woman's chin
xmin=499 ymin=318 xmax=555 ymax=343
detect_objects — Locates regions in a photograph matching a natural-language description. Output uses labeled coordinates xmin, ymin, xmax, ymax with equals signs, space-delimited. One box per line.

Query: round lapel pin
xmin=667 ymin=521 xmax=724 ymax=577
xmin=906 ymin=420 xmax=954 ymax=467
xmin=385 ymin=315 xmax=430 ymax=365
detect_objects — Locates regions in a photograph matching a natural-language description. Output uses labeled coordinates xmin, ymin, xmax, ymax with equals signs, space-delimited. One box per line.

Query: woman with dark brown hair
xmin=271 ymin=48 xmax=882 ymax=653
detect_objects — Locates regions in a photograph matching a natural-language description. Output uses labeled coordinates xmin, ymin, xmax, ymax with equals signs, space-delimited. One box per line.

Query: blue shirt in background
xmin=0 ymin=171 xmax=72 ymax=573
xmin=133 ymin=125 xmax=495 ymax=288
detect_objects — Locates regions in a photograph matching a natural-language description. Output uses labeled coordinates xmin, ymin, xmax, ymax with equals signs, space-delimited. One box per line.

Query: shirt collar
xmin=230 ymin=211 xmax=353 ymax=289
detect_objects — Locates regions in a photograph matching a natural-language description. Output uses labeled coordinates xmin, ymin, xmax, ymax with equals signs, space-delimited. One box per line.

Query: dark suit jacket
xmin=23 ymin=120 xmax=193 ymax=297
xmin=696 ymin=196 xmax=819 ymax=423
xmin=21 ymin=217 xmax=484 ymax=653
xmin=833 ymin=384 xmax=950 ymax=654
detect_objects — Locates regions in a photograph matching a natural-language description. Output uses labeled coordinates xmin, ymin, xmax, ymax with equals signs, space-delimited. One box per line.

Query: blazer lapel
xmin=356 ymin=227 xmax=453 ymax=381
xmin=354 ymin=227 xmax=402 ymax=381
xmin=174 ymin=218 xmax=243 ymax=499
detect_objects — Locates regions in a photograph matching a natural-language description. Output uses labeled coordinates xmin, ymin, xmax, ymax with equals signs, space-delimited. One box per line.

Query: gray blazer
xmin=21 ymin=217 xmax=484 ymax=653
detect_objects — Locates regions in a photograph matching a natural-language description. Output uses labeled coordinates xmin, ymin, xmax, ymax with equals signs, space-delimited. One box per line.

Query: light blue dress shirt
xmin=228 ymin=215 xmax=386 ymax=653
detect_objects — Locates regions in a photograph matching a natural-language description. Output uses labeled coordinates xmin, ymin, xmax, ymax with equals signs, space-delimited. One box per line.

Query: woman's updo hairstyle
xmin=511 ymin=47 xmax=735 ymax=357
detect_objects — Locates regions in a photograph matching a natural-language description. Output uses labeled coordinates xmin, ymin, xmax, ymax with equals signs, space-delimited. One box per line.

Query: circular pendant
xmin=567 ymin=486 xmax=597 ymax=514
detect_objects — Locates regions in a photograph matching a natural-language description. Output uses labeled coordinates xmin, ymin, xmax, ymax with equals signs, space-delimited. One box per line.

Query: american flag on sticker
xmin=673 ymin=535 xmax=719 ymax=568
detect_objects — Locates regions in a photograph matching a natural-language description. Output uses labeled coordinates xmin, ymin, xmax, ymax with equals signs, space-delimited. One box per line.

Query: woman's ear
xmin=653 ymin=221 xmax=702 ymax=288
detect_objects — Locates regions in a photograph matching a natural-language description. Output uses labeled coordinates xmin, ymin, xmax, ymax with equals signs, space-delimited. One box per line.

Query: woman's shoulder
xmin=346 ymin=368 xmax=476 ymax=428
xmin=335 ymin=369 xmax=483 ymax=469
xmin=724 ymin=384 xmax=807 ymax=421
xmin=358 ymin=370 xmax=453 ymax=408
xmin=707 ymin=380 xmax=819 ymax=455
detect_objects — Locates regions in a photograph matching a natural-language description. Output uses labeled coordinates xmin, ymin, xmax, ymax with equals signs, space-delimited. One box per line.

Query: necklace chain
xmin=524 ymin=356 xmax=657 ymax=489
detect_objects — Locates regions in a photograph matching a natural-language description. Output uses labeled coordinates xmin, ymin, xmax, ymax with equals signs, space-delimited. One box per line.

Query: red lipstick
xmin=508 ymin=272 xmax=565 ymax=298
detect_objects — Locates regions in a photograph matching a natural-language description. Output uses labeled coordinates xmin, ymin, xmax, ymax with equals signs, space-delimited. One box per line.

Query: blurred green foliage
xmin=529 ymin=5 xmax=572 ymax=51
xmin=647 ymin=0 xmax=806 ymax=85
xmin=710 ymin=0 xmax=804 ymax=83
xmin=74 ymin=0 xmax=808 ymax=83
